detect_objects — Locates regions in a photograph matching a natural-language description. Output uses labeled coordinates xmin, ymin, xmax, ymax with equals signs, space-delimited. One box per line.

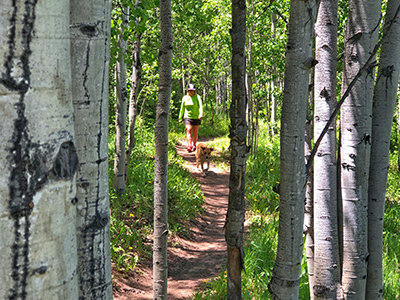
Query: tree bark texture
xmin=113 ymin=5 xmax=129 ymax=194
xmin=304 ymin=107 xmax=315 ymax=299
xmin=216 ymin=74 xmax=228 ymax=116
xmin=153 ymin=0 xmax=172 ymax=299
xmin=70 ymin=0 xmax=113 ymax=298
xmin=268 ymin=0 xmax=317 ymax=299
xmin=0 ymin=1 xmax=79 ymax=298
xmin=126 ymin=32 xmax=142 ymax=181
xmin=225 ymin=1 xmax=247 ymax=299
xmin=246 ymin=2 xmax=254 ymax=154
xmin=313 ymin=0 xmax=341 ymax=298
xmin=271 ymin=12 xmax=278 ymax=126
xmin=340 ymin=0 xmax=382 ymax=298
xmin=367 ymin=1 xmax=400 ymax=298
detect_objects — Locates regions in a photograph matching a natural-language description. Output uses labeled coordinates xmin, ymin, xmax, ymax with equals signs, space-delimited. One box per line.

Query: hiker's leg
xmin=185 ymin=124 xmax=193 ymax=147
xmin=192 ymin=125 xmax=199 ymax=146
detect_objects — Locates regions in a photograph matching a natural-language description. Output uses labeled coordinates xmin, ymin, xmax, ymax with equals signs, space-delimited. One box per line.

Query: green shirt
xmin=179 ymin=94 xmax=203 ymax=120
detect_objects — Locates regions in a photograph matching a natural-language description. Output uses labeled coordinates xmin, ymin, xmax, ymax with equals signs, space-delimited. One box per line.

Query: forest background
xmin=1 ymin=0 xmax=399 ymax=299
xmin=110 ymin=0 xmax=400 ymax=299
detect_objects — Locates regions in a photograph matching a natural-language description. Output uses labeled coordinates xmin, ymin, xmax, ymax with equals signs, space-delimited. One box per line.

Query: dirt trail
xmin=113 ymin=139 xmax=229 ymax=299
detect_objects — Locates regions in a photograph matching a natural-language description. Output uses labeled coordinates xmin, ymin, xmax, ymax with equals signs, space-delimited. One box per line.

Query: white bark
xmin=225 ymin=0 xmax=247 ymax=298
xmin=313 ymin=0 xmax=341 ymax=298
xmin=153 ymin=0 xmax=172 ymax=298
xmin=304 ymin=104 xmax=315 ymax=299
xmin=0 ymin=0 xmax=78 ymax=298
xmin=271 ymin=12 xmax=278 ymax=125
xmin=113 ymin=6 xmax=129 ymax=194
xmin=367 ymin=1 xmax=400 ymax=298
xmin=268 ymin=0 xmax=317 ymax=298
xmin=246 ymin=0 xmax=254 ymax=152
xmin=70 ymin=0 xmax=113 ymax=298
xmin=126 ymin=33 xmax=142 ymax=180
xmin=340 ymin=0 xmax=381 ymax=297
xmin=398 ymin=96 xmax=400 ymax=171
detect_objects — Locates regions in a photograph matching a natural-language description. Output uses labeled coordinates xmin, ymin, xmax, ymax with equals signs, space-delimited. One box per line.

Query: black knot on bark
xmin=32 ymin=266 xmax=47 ymax=275
xmin=320 ymin=87 xmax=329 ymax=99
xmin=80 ymin=24 xmax=97 ymax=37
xmin=382 ymin=65 xmax=394 ymax=77
xmin=51 ymin=141 xmax=79 ymax=180
xmin=93 ymin=211 xmax=110 ymax=230
xmin=313 ymin=284 xmax=330 ymax=297
xmin=302 ymin=57 xmax=318 ymax=69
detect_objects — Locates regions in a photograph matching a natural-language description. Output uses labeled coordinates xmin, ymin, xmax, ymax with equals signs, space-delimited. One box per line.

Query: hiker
xmin=179 ymin=84 xmax=203 ymax=152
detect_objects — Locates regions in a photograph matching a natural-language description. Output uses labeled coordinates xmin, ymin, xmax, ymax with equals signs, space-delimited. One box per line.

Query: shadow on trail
xmin=112 ymin=140 xmax=230 ymax=300
xmin=167 ymin=141 xmax=229 ymax=300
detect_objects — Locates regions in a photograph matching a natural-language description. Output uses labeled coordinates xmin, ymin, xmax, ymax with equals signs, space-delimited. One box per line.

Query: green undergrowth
xmin=109 ymin=117 xmax=229 ymax=273
xmin=109 ymin=118 xmax=399 ymax=297
xmin=193 ymin=129 xmax=284 ymax=299
xmin=193 ymin=127 xmax=400 ymax=299
xmin=383 ymin=151 xmax=400 ymax=298
xmin=109 ymin=123 xmax=205 ymax=272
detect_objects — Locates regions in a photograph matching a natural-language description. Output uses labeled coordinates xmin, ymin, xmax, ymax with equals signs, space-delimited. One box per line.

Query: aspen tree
xmin=70 ymin=0 xmax=113 ymax=298
xmin=268 ymin=0 xmax=317 ymax=298
xmin=367 ymin=1 xmax=400 ymax=298
xmin=339 ymin=0 xmax=381 ymax=297
xmin=225 ymin=0 xmax=247 ymax=298
xmin=153 ymin=0 xmax=172 ymax=298
xmin=313 ymin=0 xmax=341 ymax=298
xmin=113 ymin=5 xmax=129 ymax=194
xmin=126 ymin=0 xmax=142 ymax=180
xmin=0 ymin=1 xmax=79 ymax=298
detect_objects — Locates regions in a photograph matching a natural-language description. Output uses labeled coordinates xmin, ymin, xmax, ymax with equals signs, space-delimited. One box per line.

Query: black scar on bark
xmin=50 ymin=141 xmax=79 ymax=180
xmin=313 ymin=284 xmax=330 ymax=297
xmin=80 ymin=24 xmax=97 ymax=37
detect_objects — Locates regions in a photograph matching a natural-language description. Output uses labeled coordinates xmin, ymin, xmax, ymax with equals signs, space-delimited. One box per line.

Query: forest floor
xmin=113 ymin=139 xmax=229 ymax=299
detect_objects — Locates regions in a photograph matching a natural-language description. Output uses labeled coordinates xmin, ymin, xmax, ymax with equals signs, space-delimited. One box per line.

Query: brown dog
xmin=195 ymin=142 xmax=214 ymax=176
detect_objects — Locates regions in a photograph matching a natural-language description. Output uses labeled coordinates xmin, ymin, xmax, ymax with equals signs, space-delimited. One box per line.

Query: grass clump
xmin=383 ymin=153 xmax=400 ymax=298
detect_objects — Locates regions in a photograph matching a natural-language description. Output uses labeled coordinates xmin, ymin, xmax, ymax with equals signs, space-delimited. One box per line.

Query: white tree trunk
xmin=398 ymin=95 xmax=400 ymax=171
xmin=271 ymin=12 xmax=278 ymax=126
xmin=268 ymin=0 xmax=317 ymax=298
xmin=398 ymin=98 xmax=400 ymax=171
xmin=225 ymin=0 xmax=247 ymax=298
xmin=313 ymin=0 xmax=341 ymax=298
xmin=153 ymin=0 xmax=172 ymax=298
xmin=70 ymin=0 xmax=113 ymax=298
xmin=367 ymin=1 xmax=400 ymax=298
xmin=113 ymin=6 xmax=129 ymax=194
xmin=126 ymin=32 xmax=142 ymax=180
xmin=304 ymin=102 xmax=315 ymax=299
xmin=246 ymin=1 xmax=254 ymax=152
xmin=0 ymin=0 xmax=79 ymax=298
xmin=340 ymin=0 xmax=381 ymax=297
